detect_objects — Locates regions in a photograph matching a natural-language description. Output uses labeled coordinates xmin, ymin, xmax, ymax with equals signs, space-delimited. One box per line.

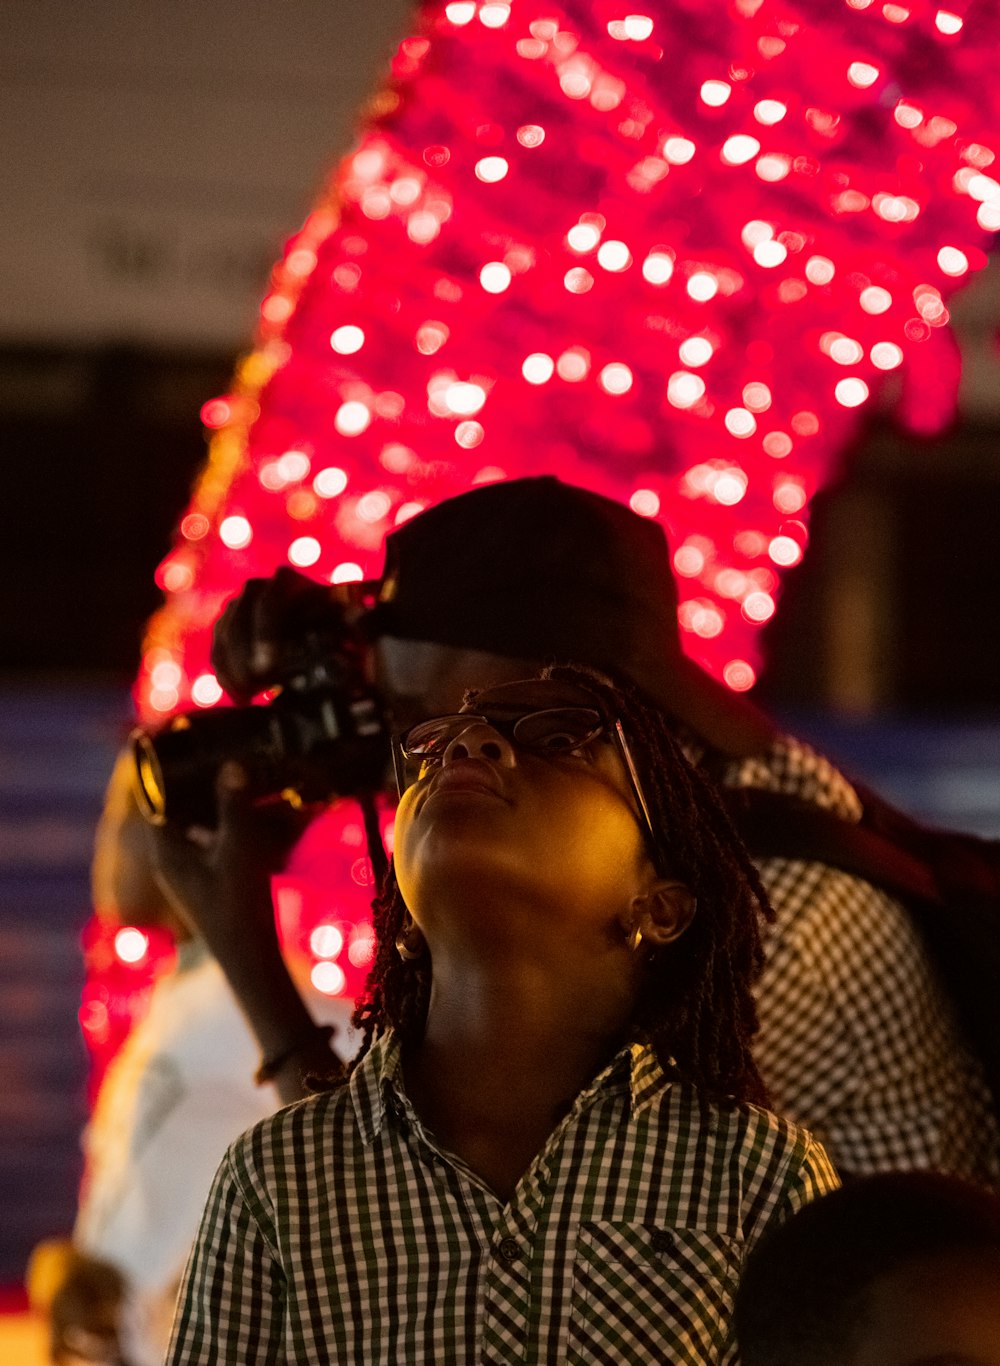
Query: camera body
xmin=132 ymin=641 xmax=388 ymax=830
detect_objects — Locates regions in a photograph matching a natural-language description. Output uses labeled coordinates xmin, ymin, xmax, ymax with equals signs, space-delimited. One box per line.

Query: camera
xmin=131 ymin=631 xmax=388 ymax=830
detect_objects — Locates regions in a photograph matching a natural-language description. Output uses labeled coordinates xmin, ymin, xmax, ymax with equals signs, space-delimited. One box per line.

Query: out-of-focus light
xmin=445 ymin=1 xmax=476 ymax=24
xmin=642 ymin=251 xmax=674 ymax=284
xmin=445 ymin=381 xmax=487 ymax=415
xmin=742 ymin=591 xmax=776 ymax=623
xmin=356 ymin=491 xmax=392 ymax=523
xmin=763 ymin=431 xmax=793 ymax=457
xmin=673 ymin=543 xmax=706 ymax=577
xmin=700 ymin=80 xmax=732 ymax=106
xmin=115 ymin=928 xmax=149 ymax=965
xmin=517 ymin=124 xmax=546 ymax=147
xmin=753 ymin=240 xmax=787 ymax=268
xmin=678 ymin=337 xmax=714 ymax=367
xmin=289 ymin=536 xmax=322 ymax=567
xmin=937 ymin=246 xmax=969 ymax=276
xmin=883 ymin=5 xmax=910 ymax=24
xmin=724 ymin=408 xmax=757 ymax=438
xmin=829 ymin=336 xmax=864 ymax=364
xmin=149 ymin=687 xmax=179 ymax=714
xmin=200 ymin=398 xmax=232 ymax=428
xmin=476 ymin=156 xmax=509 ymax=183
xmin=756 ymin=155 xmax=791 ymax=182
xmin=348 ymin=926 xmax=376 ymax=967
xmin=389 ymin=177 xmax=421 ymax=207
xmin=151 ymin=660 xmax=182 ymax=689
xmin=976 ymin=202 xmax=1000 ymax=230
xmin=599 ymin=363 xmax=634 ymax=395
xmin=623 ymin=14 xmax=654 ymax=39
xmin=192 ymin=673 xmax=224 ymax=707
xmin=407 ymin=211 xmax=440 ymax=244
xmin=480 ymin=261 xmax=512 ymax=292
xmin=741 ymin=220 xmax=774 ymax=249
xmin=564 ymin=266 xmax=595 ymax=293
xmin=314 ymin=467 xmax=349 ymax=498
xmin=335 ymin=400 xmax=372 ymax=435
xmin=894 ymin=102 xmax=923 ymax=129
xmin=935 ymin=9 xmax=963 ymax=34
xmin=662 ymin=136 xmax=696 ymax=164
xmin=277 ymin=450 xmax=310 ymax=482
xmin=416 ymin=321 xmax=449 ymax=354
xmin=805 ymin=256 xmax=835 ymax=285
xmin=774 ymin=477 xmax=807 ymax=513
xmin=723 ymin=659 xmax=756 ymax=692
xmin=859 ymin=286 xmax=892 ymax=314
xmin=522 ymin=352 xmax=555 ymax=384
xmin=629 ymin=488 xmax=660 ymax=517
xmin=557 ymin=348 xmax=590 ymax=381
xmin=480 ymin=2 xmax=511 ymax=26
xmin=721 ymin=135 xmax=761 ymax=166
xmin=331 ymin=562 xmax=364 ymax=584
xmin=870 ymin=341 xmax=904 ymax=370
xmin=567 ymin=222 xmax=602 ymax=253
xmin=834 ymin=377 xmax=870 ymax=407
xmin=455 ymin=420 xmax=485 ymax=447
xmin=687 ymin=271 xmax=719 ymax=301
xmin=847 ymin=61 xmax=880 ymax=89
xmin=714 ymin=469 xmax=748 ymax=504
xmin=768 ymin=535 xmax=802 ymax=566
xmin=597 ymin=240 xmax=632 ymax=271
xmin=667 ymin=371 xmax=706 ymax=408
xmin=219 ymin=515 xmax=252 ymax=549
xmin=180 ymin=513 xmax=209 ymax=541
xmin=310 ymin=924 xmax=345 ymax=959
xmin=311 ymin=961 xmax=347 ymax=996
xmin=742 ymin=382 xmax=772 ymax=411
xmin=330 ymin=325 xmax=366 ymax=355
xmin=395 ymin=501 xmax=423 ymax=524
xmin=754 ymin=99 xmax=788 ymax=125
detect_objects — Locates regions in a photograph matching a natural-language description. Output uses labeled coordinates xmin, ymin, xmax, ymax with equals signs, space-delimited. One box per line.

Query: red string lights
xmin=88 ymin=0 xmax=1000 ymax=1059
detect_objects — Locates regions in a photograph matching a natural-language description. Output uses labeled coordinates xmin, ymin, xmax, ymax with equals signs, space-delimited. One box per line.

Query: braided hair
xmin=346 ymin=663 xmax=774 ymax=1107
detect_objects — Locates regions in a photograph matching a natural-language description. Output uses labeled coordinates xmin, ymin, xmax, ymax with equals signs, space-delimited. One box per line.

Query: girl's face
xmin=392 ymin=677 xmax=660 ymax=953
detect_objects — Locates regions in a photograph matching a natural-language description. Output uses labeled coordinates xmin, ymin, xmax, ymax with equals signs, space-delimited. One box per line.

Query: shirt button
xmin=497 ymin=1237 xmax=520 ymax=1264
xmin=651 ymin=1230 xmax=675 ymax=1254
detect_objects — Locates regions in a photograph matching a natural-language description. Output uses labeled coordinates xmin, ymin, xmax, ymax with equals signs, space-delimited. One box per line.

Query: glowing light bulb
xmin=678 ymin=337 xmax=714 ymax=367
xmin=289 ymin=537 xmax=322 ymax=567
xmin=894 ymin=102 xmax=923 ymax=128
xmin=642 ymin=251 xmax=674 ymax=284
xmin=445 ymin=1 xmax=476 ymax=23
xmin=115 ymin=928 xmax=149 ymax=964
xmin=475 ymin=156 xmax=509 ymax=183
xmin=768 ymin=536 xmax=802 ymax=566
xmin=314 ymin=467 xmax=348 ymax=498
xmin=599 ymin=363 xmax=634 ymax=395
xmin=480 ymin=261 xmax=512 ymax=293
xmin=721 ymin=135 xmax=761 ymax=166
xmin=311 ymin=961 xmax=347 ymax=996
xmin=335 ymin=400 xmax=372 ymax=435
xmin=455 ymin=420 xmax=484 ymax=447
xmin=517 ymin=125 xmax=546 ymax=147
xmin=597 ymin=240 xmax=632 ymax=271
xmin=310 ymin=924 xmax=345 ymax=959
xmin=937 ymin=246 xmax=969 ymax=276
xmin=742 ymin=591 xmax=776 ymax=623
xmin=870 ymin=342 xmax=904 ymax=370
xmin=834 ymin=377 xmax=870 ymax=407
xmin=623 ymin=14 xmax=654 ymax=39
xmin=662 ymin=136 xmax=696 ymax=164
xmin=667 ymin=371 xmax=706 ymax=408
xmin=847 ymin=61 xmax=880 ymax=89
xmin=829 ymin=336 xmax=864 ymax=365
xmin=330 ymin=325 xmax=365 ymax=354
xmin=741 ymin=220 xmax=774 ymax=248
xmin=687 ymin=272 xmax=719 ymax=302
xmin=219 ymin=515 xmax=252 ymax=550
xmin=700 ymin=80 xmax=732 ymax=106
xmin=564 ymin=267 xmax=595 ymax=293
xmin=714 ymin=470 xmax=748 ymax=504
xmin=674 ymin=544 xmax=706 ymax=576
xmin=522 ymin=352 xmax=555 ymax=384
xmin=753 ymin=240 xmax=787 ymax=268
xmin=479 ymin=3 xmax=511 ymax=28
xmin=742 ymin=382 xmax=772 ymax=412
xmin=805 ymin=256 xmax=835 ymax=285
xmin=192 ymin=674 xmax=223 ymax=707
xmin=754 ymin=99 xmax=787 ymax=125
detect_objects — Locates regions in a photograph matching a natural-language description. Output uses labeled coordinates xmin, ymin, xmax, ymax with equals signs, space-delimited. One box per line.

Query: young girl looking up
xmin=167 ymin=666 xmax=837 ymax=1365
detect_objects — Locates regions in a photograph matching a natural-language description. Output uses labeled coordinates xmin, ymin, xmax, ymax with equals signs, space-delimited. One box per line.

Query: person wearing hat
xmin=155 ymin=476 xmax=998 ymax=1186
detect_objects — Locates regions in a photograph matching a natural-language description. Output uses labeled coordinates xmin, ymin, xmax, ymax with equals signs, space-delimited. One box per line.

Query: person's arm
xmin=149 ymin=765 xmax=337 ymax=1104
xmin=166 ymin=1148 xmax=285 ymax=1365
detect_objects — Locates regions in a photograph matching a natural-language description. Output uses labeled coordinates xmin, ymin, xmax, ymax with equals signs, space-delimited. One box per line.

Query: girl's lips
xmin=425 ymin=759 xmax=511 ymax=803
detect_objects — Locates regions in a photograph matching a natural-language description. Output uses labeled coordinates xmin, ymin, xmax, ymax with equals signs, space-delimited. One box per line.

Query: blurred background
xmin=1 ymin=0 xmax=998 ymax=1319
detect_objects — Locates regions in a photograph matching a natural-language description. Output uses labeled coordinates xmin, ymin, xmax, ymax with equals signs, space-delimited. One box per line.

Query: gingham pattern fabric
xmin=724 ymin=734 xmax=1000 ymax=1183
xmin=167 ymin=1035 xmax=836 ymax=1364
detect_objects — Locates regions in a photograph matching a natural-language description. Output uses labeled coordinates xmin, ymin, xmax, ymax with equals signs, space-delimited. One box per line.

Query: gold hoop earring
xmin=395 ymin=926 xmax=426 ymax=961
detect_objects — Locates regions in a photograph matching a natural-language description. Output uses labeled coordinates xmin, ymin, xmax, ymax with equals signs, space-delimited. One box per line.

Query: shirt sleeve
xmin=165 ymin=1146 xmax=286 ymax=1365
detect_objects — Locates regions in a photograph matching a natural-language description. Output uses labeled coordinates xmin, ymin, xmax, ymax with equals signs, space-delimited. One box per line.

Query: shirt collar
xmin=352 ymin=1031 xmax=674 ymax=1145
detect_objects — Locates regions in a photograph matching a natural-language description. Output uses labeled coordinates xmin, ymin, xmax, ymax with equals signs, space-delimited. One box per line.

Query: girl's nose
xmin=442 ymin=721 xmax=517 ymax=768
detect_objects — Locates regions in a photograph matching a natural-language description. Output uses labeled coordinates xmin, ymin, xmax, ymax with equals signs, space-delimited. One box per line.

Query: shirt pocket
xmin=568 ymin=1221 xmax=742 ymax=1365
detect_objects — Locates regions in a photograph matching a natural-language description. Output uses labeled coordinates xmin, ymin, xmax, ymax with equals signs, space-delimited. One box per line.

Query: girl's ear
xmin=629 ymin=881 xmax=696 ymax=949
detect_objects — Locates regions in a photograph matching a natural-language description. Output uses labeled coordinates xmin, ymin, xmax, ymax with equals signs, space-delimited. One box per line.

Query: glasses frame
xmin=391 ymin=707 xmax=655 ymax=847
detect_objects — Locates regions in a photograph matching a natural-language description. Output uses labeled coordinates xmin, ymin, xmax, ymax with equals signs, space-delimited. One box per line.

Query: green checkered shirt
xmin=168 ymin=1032 xmax=836 ymax=1364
